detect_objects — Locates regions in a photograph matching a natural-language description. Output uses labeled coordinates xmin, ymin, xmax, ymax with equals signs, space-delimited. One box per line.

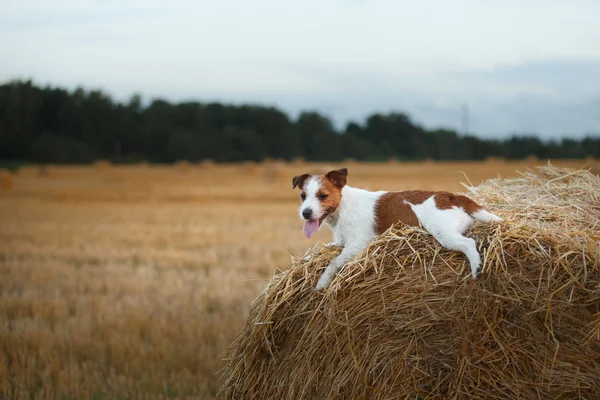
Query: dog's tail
xmin=470 ymin=208 xmax=503 ymax=223
xmin=454 ymin=195 xmax=503 ymax=223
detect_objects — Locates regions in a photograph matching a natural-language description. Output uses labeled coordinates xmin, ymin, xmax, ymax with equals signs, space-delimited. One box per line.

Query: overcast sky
xmin=1 ymin=0 xmax=599 ymax=139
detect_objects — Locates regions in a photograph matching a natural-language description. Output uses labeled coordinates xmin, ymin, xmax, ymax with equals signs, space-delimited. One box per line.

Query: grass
xmin=0 ymin=159 xmax=596 ymax=399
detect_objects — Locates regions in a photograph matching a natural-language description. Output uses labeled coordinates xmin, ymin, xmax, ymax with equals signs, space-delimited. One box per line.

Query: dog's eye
xmin=300 ymin=193 xmax=306 ymax=200
xmin=319 ymin=194 xmax=329 ymax=200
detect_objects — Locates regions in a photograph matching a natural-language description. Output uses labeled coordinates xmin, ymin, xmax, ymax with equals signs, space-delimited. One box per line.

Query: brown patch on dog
xmin=374 ymin=190 xmax=483 ymax=234
xmin=433 ymin=193 xmax=483 ymax=214
xmin=317 ymin=176 xmax=344 ymax=217
xmin=375 ymin=191 xmax=432 ymax=234
xmin=292 ymin=173 xmax=311 ymax=189
xmin=325 ymin=168 xmax=348 ymax=188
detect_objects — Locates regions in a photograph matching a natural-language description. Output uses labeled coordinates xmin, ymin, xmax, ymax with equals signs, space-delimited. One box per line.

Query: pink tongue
xmin=303 ymin=219 xmax=320 ymax=238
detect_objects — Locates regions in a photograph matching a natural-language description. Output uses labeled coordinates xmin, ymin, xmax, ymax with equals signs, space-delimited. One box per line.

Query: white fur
xmin=312 ymin=187 xmax=502 ymax=291
xmin=471 ymin=209 xmax=503 ymax=223
xmin=315 ymin=186 xmax=385 ymax=290
xmin=409 ymin=196 xmax=482 ymax=278
xmin=299 ymin=176 xmax=324 ymax=220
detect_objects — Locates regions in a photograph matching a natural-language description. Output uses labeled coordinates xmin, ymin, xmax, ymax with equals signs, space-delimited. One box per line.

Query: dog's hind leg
xmin=410 ymin=199 xmax=483 ymax=278
xmin=430 ymin=229 xmax=482 ymax=278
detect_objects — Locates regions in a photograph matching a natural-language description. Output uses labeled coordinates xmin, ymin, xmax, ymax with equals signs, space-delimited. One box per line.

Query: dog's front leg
xmin=315 ymin=244 xmax=364 ymax=291
xmin=323 ymin=230 xmax=343 ymax=248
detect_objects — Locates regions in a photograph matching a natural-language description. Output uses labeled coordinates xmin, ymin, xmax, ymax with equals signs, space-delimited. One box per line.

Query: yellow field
xmin=0 ymin=159 xmax=595 ymax=399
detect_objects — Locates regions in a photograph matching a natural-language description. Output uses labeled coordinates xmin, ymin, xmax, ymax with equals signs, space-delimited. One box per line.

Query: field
xmin=0 ymin=159 xmax=596 ymax=399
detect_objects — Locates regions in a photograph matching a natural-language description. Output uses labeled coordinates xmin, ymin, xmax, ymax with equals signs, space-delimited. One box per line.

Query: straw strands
xmin=218 ymin=165 xmax=600 ymax=399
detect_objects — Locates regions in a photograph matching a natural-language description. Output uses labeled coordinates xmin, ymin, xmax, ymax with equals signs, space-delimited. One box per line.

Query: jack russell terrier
xmin=292 ymin=168 xmax=502 ymax=291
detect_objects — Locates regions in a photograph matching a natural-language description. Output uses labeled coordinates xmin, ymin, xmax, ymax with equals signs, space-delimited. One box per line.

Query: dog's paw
xmin=471 ymin=263 xmax=482 ymax=279
xmin=315 ymin=275 xmax=331 ymax=291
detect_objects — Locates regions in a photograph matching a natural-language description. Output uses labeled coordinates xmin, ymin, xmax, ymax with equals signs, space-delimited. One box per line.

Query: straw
xmin=218 ymin=165 xmax=600 ymax=399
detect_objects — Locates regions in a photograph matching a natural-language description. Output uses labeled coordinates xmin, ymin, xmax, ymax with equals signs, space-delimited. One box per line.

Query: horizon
xmin=5 ymin=77 xmax=599 ymax=144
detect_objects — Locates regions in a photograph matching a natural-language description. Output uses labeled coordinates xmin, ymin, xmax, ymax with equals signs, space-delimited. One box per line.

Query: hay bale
xmin=175 ymin=160 xmax=192 ymax=172
xmin=523 ymin=154 xmax=541 ymax=164
xmin=15 ymin=166 xmax=30 ymax=177
xmin=240 ymin=161 xmax=260 ymax=176
xmin=199 ymin=159 xmax=215 ymax=169
xmin=219 ymin=165 xmax=600 ymax=399
xmin=262 ymin=163 xmax=285 ymax=182
xmin=38 ymin=164 xmax=55 ymax=177
xmin=291 ymin=157 xmax=306 ymax=166
xmin=0 ymin=169 xmax=14 ymax=190
xmin=484 ymin=156 xmax=504 ymax=164
xmin=93 ymin=159 xmax=112 ymax=171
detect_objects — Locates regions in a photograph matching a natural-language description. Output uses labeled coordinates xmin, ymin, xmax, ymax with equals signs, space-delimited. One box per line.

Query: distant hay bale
xmin=240 ymin=161 xmax=260 ymax=176
xmin=0 ymin=169 xmax=14 ymax=191
xmin=93 ymin=159 xmax=112 ymax=171
xmin=262 ymin=164 xmax=285 ymax=182
xmin=175 ymin=160 xmax=192 ymax=172
xmin=523 ymin=154 xmax=541 ymax=164
xmin=484 ymin=156 xmax=504 ymax=164
xmin=15 ymin=166 xmax=29 ymax=176
xmin=344 ymin=157 xmax=358 ymax=166
xmin=199 ymin=159 xmax=215 ymax=169
xmin=261 ymin=157 xmax=275 ymax=165
xmin=291 ymin=157 xmax=305 ymax=166
xmin=219 ymin=165 xmax=600 ymax=399
xmin=38 ymin=164 xmax=55 ymax=177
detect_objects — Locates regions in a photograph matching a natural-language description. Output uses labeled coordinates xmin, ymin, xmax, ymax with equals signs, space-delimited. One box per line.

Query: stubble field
xmin=0 ymin=159 xmax=595 ymax=399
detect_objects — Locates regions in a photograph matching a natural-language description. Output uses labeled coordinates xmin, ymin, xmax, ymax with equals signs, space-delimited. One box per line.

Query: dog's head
xmin=292 ymin=167 xmax=348 ymax=238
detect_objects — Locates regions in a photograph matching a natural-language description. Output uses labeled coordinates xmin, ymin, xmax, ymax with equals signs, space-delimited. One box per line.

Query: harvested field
xmin=0 ymin=169 xmax=14 ymax=191
xmin=0 ymin=159 xmax=596 ymax=399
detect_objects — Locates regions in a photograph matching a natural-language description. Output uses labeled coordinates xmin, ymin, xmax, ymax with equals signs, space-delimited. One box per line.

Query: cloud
xmin=1 ymin=0 xmax=599 ymax=138
xmin=234 ymin=60 xmax=600 ymax=138
xmin=448 ymin=59 xmax=600 ymax=100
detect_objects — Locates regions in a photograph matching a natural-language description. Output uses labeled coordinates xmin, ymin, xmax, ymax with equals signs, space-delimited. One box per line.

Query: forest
xmin=1 ymin=80 xmax=599 ymax=163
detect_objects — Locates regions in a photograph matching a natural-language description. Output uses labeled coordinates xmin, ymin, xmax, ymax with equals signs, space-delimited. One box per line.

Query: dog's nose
xmin=302 ymin=209 xmax=313 ymax=220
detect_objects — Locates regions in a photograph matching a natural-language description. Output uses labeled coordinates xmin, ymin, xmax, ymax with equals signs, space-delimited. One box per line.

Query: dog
xmin=292 ymin=168 xmax=503 ymax=291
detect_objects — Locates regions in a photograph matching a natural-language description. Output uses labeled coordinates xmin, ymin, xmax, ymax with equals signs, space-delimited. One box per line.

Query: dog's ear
xmin=325 ymin=168 xmax=348 ymax=188
xmin=292 ymin=173 xmax=311 ymax=189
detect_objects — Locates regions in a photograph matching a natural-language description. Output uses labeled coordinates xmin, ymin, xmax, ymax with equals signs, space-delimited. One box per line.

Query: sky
xmin=1 ymin=0 xmax=599 ymax=139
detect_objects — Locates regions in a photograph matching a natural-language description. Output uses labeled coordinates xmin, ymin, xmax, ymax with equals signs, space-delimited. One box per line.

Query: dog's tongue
xmin=303 ymin=219 xmax=320 ymax=238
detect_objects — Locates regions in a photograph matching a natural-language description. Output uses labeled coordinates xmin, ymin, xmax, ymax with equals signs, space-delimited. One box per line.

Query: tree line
xmin=1 ymin=80 xmax=599 ymax=164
